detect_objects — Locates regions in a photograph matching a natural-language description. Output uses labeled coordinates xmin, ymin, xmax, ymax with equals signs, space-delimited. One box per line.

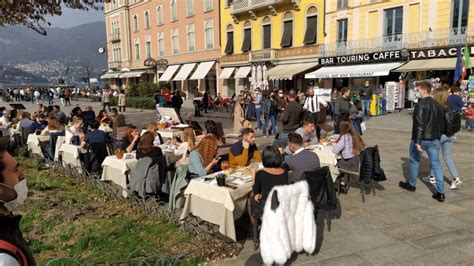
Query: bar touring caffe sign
xmin=319 ymin=50 xmax=403 ymax=65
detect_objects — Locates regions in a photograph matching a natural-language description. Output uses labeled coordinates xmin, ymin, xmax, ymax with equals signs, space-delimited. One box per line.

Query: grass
xmin=16 ymin=157 xmax=206 ymax=265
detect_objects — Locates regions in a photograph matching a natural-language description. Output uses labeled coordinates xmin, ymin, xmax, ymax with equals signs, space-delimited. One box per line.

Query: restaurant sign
xmin=319 ymin=50 xmax=403 ymax=65
xmin=410 ymin=45 xmax=474 ymax=59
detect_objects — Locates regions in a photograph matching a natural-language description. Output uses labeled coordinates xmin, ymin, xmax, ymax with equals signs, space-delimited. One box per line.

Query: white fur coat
xmin=259 ymin=180 xmax=316 ymax=265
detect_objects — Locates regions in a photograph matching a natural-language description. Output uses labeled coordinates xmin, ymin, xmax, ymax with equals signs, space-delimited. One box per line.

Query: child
xmin=465 ymin=103 xmax=474 ymax=132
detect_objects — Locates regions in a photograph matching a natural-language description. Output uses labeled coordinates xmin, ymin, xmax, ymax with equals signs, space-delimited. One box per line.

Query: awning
xmin=392 ymin=57 xmax=474 ymax=72
xmin=173 ymin=63 xmax=196 ymax=81
xmin=120 ymin=71 xmax=146 ymax=78
xmin=234 ymin=66 xmax=252 ymax=78
xmin=305 ymin=62 xmax=405 ymax=79
xmin=159 ymin=65 xmax=180 ymax=82
xmin=219 ymin=67 xmax=235 ymax=79
xmin=100 ymin=72 xmax=122 ymax=79
xmin=267 ymin=62 xmax=319 ymax=80
xmin=190 ymin=61 xmax=215 ymax=80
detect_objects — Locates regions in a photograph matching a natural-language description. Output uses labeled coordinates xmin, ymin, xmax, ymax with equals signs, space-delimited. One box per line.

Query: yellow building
xmin=220 ymin=0 xmax=325 ymax=95
xmin=309 ymin=0 xmax=474 ymax=90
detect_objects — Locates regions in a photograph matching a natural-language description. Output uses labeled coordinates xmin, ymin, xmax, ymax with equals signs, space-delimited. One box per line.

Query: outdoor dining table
xmin=101 ymin=154 xmax=138 ymax=197
xmin=180 ymin=167 xmax=256 ymax=241
xmin=157 ymin=128 xmax=182 ymax=139
xmin=26 ymin=134 xmax=49 ymax=156
xmin=309 ymin=144 xmax=340 ymax=181
xmin=58 ymin=143 xmax=87 ymax=171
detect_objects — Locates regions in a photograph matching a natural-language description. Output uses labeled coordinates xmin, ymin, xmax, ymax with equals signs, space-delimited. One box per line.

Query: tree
xmin=0 ymin=0 xmax=102 ymax=35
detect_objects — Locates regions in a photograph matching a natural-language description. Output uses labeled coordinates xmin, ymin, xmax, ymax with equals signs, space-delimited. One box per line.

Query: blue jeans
xmin=408 ymin=139 xmax=444 ymax=193
xmin=430 ymin=135 xmax=458 ymax=178
xmin=466 ymin=120 xmax=474 ymax=130
xmin=361 ymin=99 xmax=371 ymax=117
xmin=263 ymin=114 xmax=276 ymax=136
xmin=255 ymin=108 xmax=262 ymax=129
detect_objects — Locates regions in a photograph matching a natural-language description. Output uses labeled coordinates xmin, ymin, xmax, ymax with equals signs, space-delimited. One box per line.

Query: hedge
xmin=109 ymin=96 xmax=156 ymax=110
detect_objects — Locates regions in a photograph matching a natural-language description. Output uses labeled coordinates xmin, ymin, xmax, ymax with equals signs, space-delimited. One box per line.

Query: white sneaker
xmin=421 ymin=175 xmax=436 ymax=184
xmin=449 ymin=177 xmax=462 ymax=190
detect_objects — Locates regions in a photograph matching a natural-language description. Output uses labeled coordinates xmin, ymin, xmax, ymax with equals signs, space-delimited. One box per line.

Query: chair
xmin=21 ymin=127 xmax=29 ymax=145
xmin=48 ymin=131 xmax=65 ymax=160
xmin=82 ymin=142 xmax=108 ymax=173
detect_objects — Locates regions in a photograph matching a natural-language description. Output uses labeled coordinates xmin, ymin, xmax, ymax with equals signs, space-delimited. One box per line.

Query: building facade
xmin=220 ymin=0 xmax=325 ymax=96
xmin=102 ymin=0 xmax=222 ymax=95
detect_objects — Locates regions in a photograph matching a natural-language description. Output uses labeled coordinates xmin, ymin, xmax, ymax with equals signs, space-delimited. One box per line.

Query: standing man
xmin=48 ymin=89 xmax=54 ymax=106
xmin=102 ymin=88 xmax=111 ymax=112
xmin=280 ymin=89 xmax=302 ymax=141
xmin=334 ymin=87 xmax=352 ymax=134
xmin=253 ymin=88 xmax=263 ymax=130
xmin=303 ymin=86 xmax=327 ymax=141
xmin=359 ymin=80 xmax=372 ymax=118
xmin=275 ymin=89 xmax=287 ymax=139
xmin=399 ymin=81 xmax=446 ymax=202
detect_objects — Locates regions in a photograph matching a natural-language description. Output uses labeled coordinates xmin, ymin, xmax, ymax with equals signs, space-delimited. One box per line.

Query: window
xmin=451 ymin=0 xmax=469 ymax=34
xmin=337 ymin=0 xmax=348 ymax=10
xmin=113 ymin=43 xmax=121 ymax=61
xmin=133 ymin=15 xmax=138 ymax=32
xmin=158 ymin=32 xmax=165 ymax=57
xmin=146 ymin=41 xmax=151 ymax=58
xmin=241 ymin=21 xmax=252 ymax=52
xmin=304 ymin=6 xmax=318 ymax=44
xmin=204 ymin=0 xmax=213 ymax=12
xmin=262 ymin=16 xmax=271 ymax=49
xmin=135 ymin=41 xmax=140 ymax=60
xmin=144 ymin=11 xmax=150 ymax=29
xmin=225 ymin=24 xmax=234 ymax=54
xmin=337 ymin=19 xmax=348 ymax=44
xmin=187 ymin=24 xmax=195 ymax=52
xmin=186 ymin=0 xmax=194 ymax=17
xmin=170 ymin=0 xmax=178 ymax=22
xmin=204 ymin=20 xmax=214 ymax=49
xmin=172 ymin=29 xmax=179 ymax=55
xmin=384 ymin=7 xmax=403 ymax=41
xmin=280 ymin=12 xmax=293 ymax=48
xmin=157 ymin=5 xmax=164 ymax=25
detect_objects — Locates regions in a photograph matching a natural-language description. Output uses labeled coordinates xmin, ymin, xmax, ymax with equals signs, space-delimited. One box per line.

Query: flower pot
xmin=216 ymin=178 xmax=225 ymax=187
xmin=116 ymin=152 xmax=124 ymax=159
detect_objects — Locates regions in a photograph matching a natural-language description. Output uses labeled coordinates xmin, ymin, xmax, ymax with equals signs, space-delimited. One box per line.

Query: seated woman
xmin=171 ymin=127 xmax=196 ymax=159
xmin=40 ymin=117 xmax=63 ymax=136
xmin=187 ymin=136 xmax=219 ymax=178
xmin=136 ymin=131 xmax=164 ymax=164
xmin=121 ymin=125 xmax=140 ymax=153
xmin=65 ymin=117 xmax=84 ymax=145
xmin=196 ymin=120 xmax=225 ymax=145
xmin=144 ymin=122 xmax=164 ymax=146
xmin=251 ymin=146 xmax=289 ymax=222
xmin=332 ymin=120 xmax=365 ymax=192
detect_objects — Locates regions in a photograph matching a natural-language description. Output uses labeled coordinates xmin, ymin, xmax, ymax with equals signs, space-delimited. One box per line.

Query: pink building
xmin=102 ymin=0 xmax=222 ymax=95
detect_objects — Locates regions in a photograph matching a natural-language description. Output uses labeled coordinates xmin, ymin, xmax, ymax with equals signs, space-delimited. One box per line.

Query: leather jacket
xmin=0 ymin=215 xmax=36 ymax=265
xmin=411 ymin=97 xmax=445 ymax=144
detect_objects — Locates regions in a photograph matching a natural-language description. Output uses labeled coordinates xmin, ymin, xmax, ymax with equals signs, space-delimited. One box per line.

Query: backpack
xmin=445 ymin=104 xmax=461 ymax=136
xmin=0 ymin=240 xmax=28 ymax=265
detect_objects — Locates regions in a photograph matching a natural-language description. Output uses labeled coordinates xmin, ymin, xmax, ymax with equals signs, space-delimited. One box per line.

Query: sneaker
xmin=421 ymin=175 xmax=436 ymax=184
xmin=449 ymin=177 xmax=462 ymax=190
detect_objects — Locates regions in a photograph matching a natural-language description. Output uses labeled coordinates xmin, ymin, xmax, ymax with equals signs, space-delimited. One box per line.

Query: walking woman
xmin=118 ymin=89 xmax=127 ymax=112
xmin=422 ymin=88 xmax=462 ymax=189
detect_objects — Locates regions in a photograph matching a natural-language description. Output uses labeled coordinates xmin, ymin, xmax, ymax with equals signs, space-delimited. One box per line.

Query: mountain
xmin=0 ymin=65 xmax=48 ymax=84
xmin=0 ymin=21 xmax=107 ymax=77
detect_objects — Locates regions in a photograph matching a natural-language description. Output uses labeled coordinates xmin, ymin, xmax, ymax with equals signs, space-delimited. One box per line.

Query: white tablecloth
xmin=157 ymin=129 xmax=181 ymax=139
xmin=180 ymin=173 xmax=253 ymax=241
xmin=58 ymin=143 xmax=85 ymax=170
xmin=54 ymin=136 xmax=65 ymax=161
xmin=26 ymin=134 xmax=49 ymax=156
xmin=311 ymin=145 xmax=340 ymax=181
xmin=101 ymin=155 xmax=138 ymax=197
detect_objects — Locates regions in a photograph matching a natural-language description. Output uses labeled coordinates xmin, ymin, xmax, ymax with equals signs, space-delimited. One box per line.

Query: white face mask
xmin=0 ymin=179 xmax=28 ymax=212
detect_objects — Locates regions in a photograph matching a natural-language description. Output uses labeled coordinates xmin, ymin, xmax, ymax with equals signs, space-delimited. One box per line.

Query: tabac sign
xmin=319 ymin=50 xmax=403 ymax=65
xmin=410 ymin=45 xmax=474 ymax=59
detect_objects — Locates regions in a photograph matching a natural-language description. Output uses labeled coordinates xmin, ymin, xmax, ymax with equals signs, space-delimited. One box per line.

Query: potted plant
xmin=115 ymin=148 xmax=124 ymax=159
xmin=216 ymin=173 xmax=226 ymax=187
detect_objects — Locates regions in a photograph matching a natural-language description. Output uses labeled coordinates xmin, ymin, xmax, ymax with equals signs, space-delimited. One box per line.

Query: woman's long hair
xmin=139 ymin=131 xmax=155 ymax=153
xmin=432 ymin=88 xmax=448 ymax=107
xmin=182 ymin=128 xmax=196 ymax=150
xmin=338 ymin=120 xmax=365 ymax=156
xmin=195 ymin=135 xmax=218 ymax=166
xmin=47 ymin=117 xmax=63 ymax=131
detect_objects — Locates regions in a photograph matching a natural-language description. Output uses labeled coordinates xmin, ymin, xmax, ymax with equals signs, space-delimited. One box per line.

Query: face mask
xmin=0 ymin=179 xmax=28 ymax=212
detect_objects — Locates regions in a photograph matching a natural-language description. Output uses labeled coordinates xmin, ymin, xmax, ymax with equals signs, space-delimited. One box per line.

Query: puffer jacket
xmin=412 ymin=97 xmax=445 ymax=144
xmin=359 ymin=146 xmax=386 ymax=183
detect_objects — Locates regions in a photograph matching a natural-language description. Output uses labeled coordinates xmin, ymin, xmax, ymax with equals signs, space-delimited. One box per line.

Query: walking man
xmin=303 ymin=86 xmax=327 ymax=141
xmin=359 ymin=80 xmax=372 ymax=118
xmin=399 ymin=81 xmax=446 ymax=202
xmin=280 ymin=90 xmax=302 ymax=141
xmin=102 ymin=88 xmax=111 ymax=112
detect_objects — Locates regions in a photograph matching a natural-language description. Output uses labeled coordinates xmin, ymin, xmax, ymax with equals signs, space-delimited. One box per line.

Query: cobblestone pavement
xmin=10 ymin=99 xmax=474 ymax=265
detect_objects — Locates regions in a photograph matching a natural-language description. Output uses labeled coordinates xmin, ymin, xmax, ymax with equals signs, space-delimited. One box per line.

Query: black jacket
xmin=281 ymin=101 xmax=303 ymax=133
xmin=301 ymin=166 xmax=337 ymax=216
xmin=412 ymin=97 xmax=445 ymax=144
xmin=0 ymin=215 xmax=36 ymax=265
xmin=359 ymin=146 xmax=386 ymax=183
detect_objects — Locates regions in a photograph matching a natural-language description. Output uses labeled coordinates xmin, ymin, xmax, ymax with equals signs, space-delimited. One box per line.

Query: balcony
xmin=109 ymin=61 xmax=121 ymax=69
xmin=231 ymin=0 xmax=300 ymax=17
xmin=221 ymin=53 xmax=250 ymax=64
xmin=321 ymin=27 xmax=473 ymax=57
xmin=109 ymin=32 xmax=121 ymax=42
xmin=250 ymin=49 xmax=276 ymax=62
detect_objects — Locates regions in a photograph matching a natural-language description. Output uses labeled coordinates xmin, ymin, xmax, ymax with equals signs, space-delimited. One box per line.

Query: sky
xmin=46 ymin=6 xmax=105 ymax=29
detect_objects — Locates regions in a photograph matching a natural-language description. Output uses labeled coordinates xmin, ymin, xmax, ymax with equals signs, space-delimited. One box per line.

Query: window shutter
xmin=241 ymin=29 xmax=251 ymax=52
xmin=280 ymin=21 xmax=293 ymax=48
xmin=225 ymin=32 xmax=234 ymax=54
xmin=303 ymin=16 xmax=318 ymax=44
xmin=263 ymin=25 xmax=271 ymax=49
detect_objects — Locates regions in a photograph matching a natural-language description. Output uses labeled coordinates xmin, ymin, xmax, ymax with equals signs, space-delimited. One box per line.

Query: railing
xmin=231 ymin=0 xmax=298 ymax=15
xmin=221 ymin=53 xmax=250 ymax=63
xmin=109 ymin=61 xmax=121 ymax=69
xmin=109 ymin=32 xmax=121 ymax=42
xmin=321 ymin=27 xmax=473 ymax=57
xmin=250 ymin=49 xmax=276 ymax=62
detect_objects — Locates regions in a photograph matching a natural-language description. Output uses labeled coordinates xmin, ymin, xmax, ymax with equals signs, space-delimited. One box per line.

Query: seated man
xmin=29 ymin=114 xmax=46 ymax=134
xmin=229 ymin=128 xmax=261 ymax=168
xmin=17 ymin=112 xmax=34 ymax=131
xmin=295 ymin=118 xmax=319 ymax=146
xmin=81 ymin=120 xmax=110 ymax=148
xmin=282 ymin=133 xmax=320 ymax=182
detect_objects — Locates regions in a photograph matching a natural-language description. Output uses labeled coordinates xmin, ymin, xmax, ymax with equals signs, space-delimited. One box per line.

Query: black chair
xmin=21 ymin=127 xmax=29 ymax=145
xmin=48 ymin=131 xmax=65 ymax=160
xmin=86 ymin=142 xmax=109 ymax=173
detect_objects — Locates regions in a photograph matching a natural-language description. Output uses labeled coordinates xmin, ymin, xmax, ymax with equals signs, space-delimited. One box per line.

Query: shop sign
xmin=410 ymin=45 xmax=474 ymax=60
xmin=319 ymin=50 xmax=402 ymax=65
